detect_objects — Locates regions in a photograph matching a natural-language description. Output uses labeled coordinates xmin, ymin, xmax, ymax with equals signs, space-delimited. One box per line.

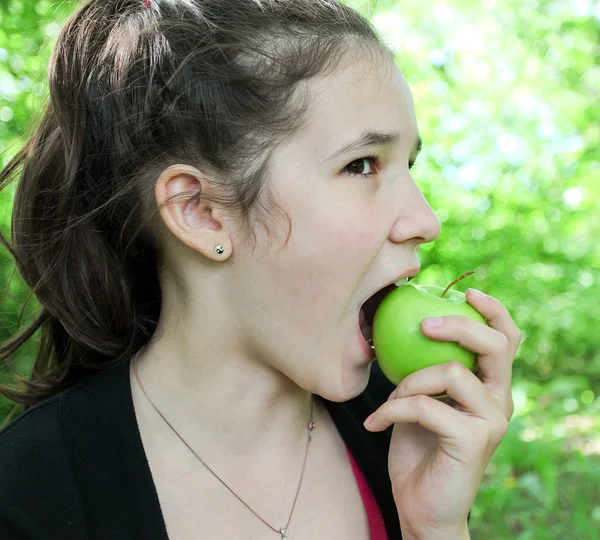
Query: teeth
xmin=362 ymin=326 xmax=376 ymax=351
xmin=361 ymin=323 xmax=372 ymax=341
xmin=395 ymin=276 xmax=409 ymax=287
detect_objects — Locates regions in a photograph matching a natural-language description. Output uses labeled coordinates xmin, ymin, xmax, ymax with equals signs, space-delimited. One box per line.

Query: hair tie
xmin=143 ymin=0 xmax=151 ymax=8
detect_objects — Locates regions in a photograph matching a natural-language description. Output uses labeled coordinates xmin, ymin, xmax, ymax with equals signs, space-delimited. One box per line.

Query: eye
xmin=342 ymin=155 xmax=381 ymax=177
xmin=342 ymin=155 xmax=418 ymax=177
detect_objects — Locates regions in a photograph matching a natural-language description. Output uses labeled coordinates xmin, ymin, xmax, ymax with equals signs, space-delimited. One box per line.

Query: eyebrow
xmin=322 ymin=129 xmax=422 ymax=163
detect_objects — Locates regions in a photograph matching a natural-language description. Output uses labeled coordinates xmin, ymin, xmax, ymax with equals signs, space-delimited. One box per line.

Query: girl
xmin=0 ymin=1 xmax=520 ymax=538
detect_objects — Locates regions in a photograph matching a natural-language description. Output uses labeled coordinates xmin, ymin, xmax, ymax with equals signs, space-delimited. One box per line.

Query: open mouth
xmin=359 ymin=277 xmax=412 ymax=344
xmin=359 ymin=284 xmax=398 ymax=343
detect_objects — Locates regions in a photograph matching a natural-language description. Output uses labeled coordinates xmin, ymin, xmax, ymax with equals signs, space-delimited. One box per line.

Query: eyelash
xmin=342 ymin=155 xmax=416 ymax=178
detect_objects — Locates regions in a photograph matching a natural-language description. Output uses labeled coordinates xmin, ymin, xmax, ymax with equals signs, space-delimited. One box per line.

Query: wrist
xmin=400 ymin=522 xmax=470 ymax=540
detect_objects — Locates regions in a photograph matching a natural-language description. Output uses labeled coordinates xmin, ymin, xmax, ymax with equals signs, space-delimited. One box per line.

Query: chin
xmin=318 ymin=362 xmax=372 ymax=403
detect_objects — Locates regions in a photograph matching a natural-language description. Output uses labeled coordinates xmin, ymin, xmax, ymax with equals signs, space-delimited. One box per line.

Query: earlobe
xmin=155 ymin=165 xmax=232 ymax=261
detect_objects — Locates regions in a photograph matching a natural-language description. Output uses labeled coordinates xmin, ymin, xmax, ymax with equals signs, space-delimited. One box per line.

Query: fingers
xmin=421 ymin=313 xmax=512 ymax=390
xmin=364 ymin=392 xmax=467 ymax=441
xmin=421 ymin=312 xmax=507 ymax=359
xmin=420 ymin=289 xmax=520 ymax=403
xmin=366 ymin=362 xmax=510 ymax=449
xmin=465 ymin=289 xmax=522 ymax=359
xmin=387 ymin=361 xmax=500 ymax=420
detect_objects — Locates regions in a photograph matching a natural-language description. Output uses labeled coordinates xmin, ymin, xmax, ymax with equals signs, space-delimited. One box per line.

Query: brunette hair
xmin=0 ymin=0 xmax=391 ymax=418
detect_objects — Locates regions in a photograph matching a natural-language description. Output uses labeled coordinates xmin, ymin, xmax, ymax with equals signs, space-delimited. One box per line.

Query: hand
xmin=363 ymin=288 xmax=520 ymax=539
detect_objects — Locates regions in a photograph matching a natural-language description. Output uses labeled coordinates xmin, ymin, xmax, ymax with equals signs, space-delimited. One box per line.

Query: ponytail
xmin=0 ymin=97 xmax=162 ymax=416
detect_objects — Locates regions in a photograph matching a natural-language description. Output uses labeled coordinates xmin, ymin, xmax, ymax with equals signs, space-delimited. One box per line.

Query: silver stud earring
xmin=215 ymin=245 xmax=225 ymax=255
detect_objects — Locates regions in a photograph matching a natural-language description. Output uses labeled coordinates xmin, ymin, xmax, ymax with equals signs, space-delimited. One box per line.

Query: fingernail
xmin=423 ymin=317 xmax=443 ymax=328
xmin=468 ymin=288 xmax=487 ymax=299
xmin=364 ymin=413 xmax=375 ymax=427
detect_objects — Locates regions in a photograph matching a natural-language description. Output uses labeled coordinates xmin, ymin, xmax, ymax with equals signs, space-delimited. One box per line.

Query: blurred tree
xmin=1 ymin=0 xmax=599 ymax=537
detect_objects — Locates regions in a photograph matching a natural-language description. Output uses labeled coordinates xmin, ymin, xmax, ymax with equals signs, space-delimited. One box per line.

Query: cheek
xmin=300 ymin=227 xmax=376 ymax=311
xmin=332 ymin=220 xmax=381 ymax=264
xmin=269 ymin=202 xmax=381 ymax=314
xmin=350 ymin=228 xmax=375 ymax=249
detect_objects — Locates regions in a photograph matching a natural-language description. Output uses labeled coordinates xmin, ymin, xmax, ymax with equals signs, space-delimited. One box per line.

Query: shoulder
xmin=0 ymin=392 xmax=64 ymax=468
xmin=0 ymin=388 xmax=86 ymax=536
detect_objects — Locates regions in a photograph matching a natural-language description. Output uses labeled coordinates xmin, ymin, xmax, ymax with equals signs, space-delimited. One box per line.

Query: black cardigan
xmin=0 ymin=359 xmax=403 ymax=539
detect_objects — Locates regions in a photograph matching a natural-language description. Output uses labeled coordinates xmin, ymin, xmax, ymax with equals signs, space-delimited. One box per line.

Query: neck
xmin=130 ymin=339 xmax=317 ymax=466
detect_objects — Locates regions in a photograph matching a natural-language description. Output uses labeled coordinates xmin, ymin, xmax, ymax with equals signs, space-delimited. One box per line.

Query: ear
xmin=155 ymin=164 xmax=233 ymax=261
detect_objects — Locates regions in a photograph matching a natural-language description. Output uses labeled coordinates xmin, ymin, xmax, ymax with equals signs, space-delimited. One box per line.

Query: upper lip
xmin=360 ymin=266 xmax=421 ymax=308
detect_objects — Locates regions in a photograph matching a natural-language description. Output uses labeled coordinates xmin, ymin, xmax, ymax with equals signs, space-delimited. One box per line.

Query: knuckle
xmin=446 ymin=360 xmax=468 ymax=382
xmin=498 ymin=333 xmax=511 ymax=355
xmin=506 ymin=395 xmax=515 ymax=419
xmin=396 ymin=377 xmax=411 ymax=397
xmin=414 ymin=394 xmax=432 ymax=413
xmin=512 ymin=327 xmax=523 ymax=347
xmin=514 ymin=325 xmax=522 ymax=341
xmin=492 ymin=416 xmax=510 ymax=441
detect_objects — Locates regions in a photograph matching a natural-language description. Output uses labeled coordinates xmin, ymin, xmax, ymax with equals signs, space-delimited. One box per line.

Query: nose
xmin=388 ymin=178 xmax=441 ymax=246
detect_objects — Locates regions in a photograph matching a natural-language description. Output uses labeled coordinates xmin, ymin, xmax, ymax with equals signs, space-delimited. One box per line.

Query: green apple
xmin=372 ymin=283 xmax=487 ymax=385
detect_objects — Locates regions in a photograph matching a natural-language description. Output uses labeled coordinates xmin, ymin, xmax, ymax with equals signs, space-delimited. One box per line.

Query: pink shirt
xmin=345 ymin=444 xmax=389 ymax=540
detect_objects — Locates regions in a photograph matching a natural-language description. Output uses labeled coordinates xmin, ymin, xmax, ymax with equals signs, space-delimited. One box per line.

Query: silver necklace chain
xmin=132 ymin=353 xmax=315 ymax=539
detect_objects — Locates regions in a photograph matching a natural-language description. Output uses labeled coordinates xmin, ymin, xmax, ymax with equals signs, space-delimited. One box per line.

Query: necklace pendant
xmin=279 ymin=527 xmax=288 ymax=539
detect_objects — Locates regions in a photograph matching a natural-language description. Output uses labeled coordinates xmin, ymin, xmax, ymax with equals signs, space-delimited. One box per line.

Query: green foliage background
xmin=0 ymin=0 xmax=598 ymax=538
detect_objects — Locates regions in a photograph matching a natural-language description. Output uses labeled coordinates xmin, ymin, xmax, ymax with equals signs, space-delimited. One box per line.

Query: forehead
xmin=300 ymin=51 xmax=418 ymax=154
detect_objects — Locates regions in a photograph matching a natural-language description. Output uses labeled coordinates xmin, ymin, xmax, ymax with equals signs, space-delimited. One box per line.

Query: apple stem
xmin=441 ymin=270 xmax=475 ymax=298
